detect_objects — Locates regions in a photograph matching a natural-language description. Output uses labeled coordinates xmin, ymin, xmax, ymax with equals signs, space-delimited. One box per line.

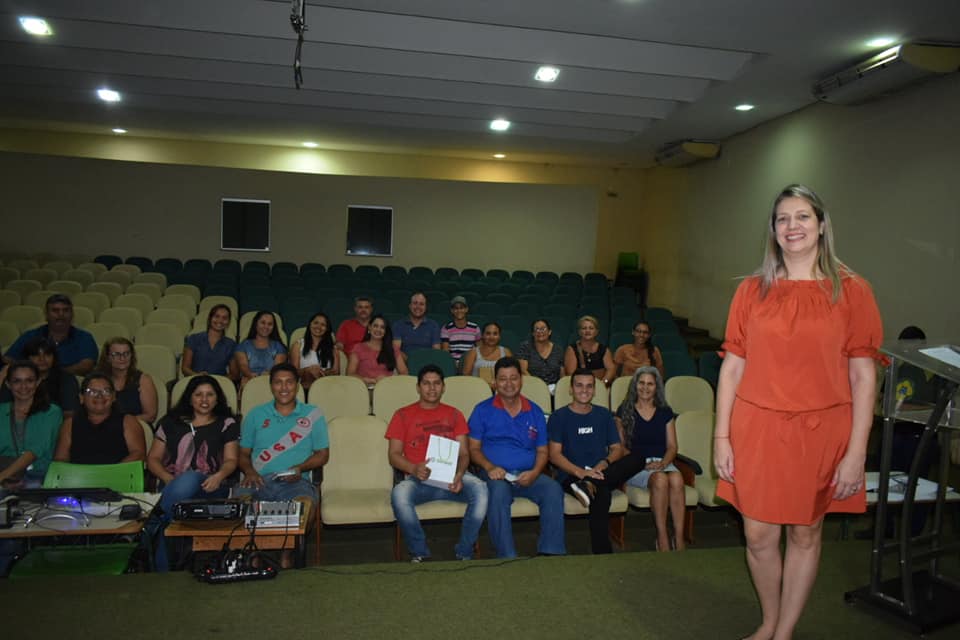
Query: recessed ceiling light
xmin=302 ymin=141 xmax=318 ymax=148
xmin=734 ymin=103 xmax=755 ymax=112
xmin=97 ymin=88 xmax=121 ymax=103
xmin=111 ymin=128 xmax=127 ymax=134
xmin=19 ymin=17 xmax=52 ymax=36
xmin=489 ymin=119 xmax=511 ymax=132
xmin=534 ymin=66 xmax=560 ymax=83
xmin=493 ymin=153 xmax=506 ymax=159
xmin=866 ymin=36 xmax=896 ymax=48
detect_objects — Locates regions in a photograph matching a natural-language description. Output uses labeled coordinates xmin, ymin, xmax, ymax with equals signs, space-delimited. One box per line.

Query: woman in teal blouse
xmin=0 ymin=360 xmax=63 ymax=489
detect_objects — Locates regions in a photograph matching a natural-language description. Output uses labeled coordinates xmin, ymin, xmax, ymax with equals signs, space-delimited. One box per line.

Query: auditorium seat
xmin=0 ymin=320 xmax=19 ymax=351
xmin=213 ymin=259 xmax=242 ymax=275
xmin=94 ymin=255 xmax=123 ymax=270
xmin=6 ymin=279 xmax=42 ymax=301
xmin=61 ymin=268 xmax=95 ymax=289
xmin=48 ymin=280 xmax=83 ymax=298
xmin=71 ymin=306 xmax=95 ymax=330
xmin=97 ymin=270 xmax=132 ymax=292
xmin=183 ymin=258 xmax=212 ymax=274
xmin=156 ymin=294 xmax=198 ymax=322
xmin=98 ymin=307 xmax=144 ymax=336
xmin=135 ymin=343 xmax=178 ymax=389
xmin=520 ymin=375 xmax=552 ymax=415
xmin=77 ymin=262 xmax=108 ymax=277
xmin=146 ymin=308 xmax=192 ymax=335
xmin=675 ymin=410 xmax=720 ymax=507
xmin=698 ymin=351 xmax=721 ymax=390
xmin=660 ymin=349 xmax=698 ymax=380
xmin=125 ymin=256 xmax=154 ymax=272
xmin=42 ymin=261 xmax=73 ymax=277
xmin=24 ymin=268 xmax=57 ymax=287
xmin=133 ymin=272 xmax=167 ymax=290
xmin=664 ymin=376 xmax=714 ymax=414
xmin=154 ymin=258 xmax=183 ymax=277
xmin=87 ymin=321 xmax=132 ymax=344
xmin=72 ymin=291 xmax=110 ymax=320
xmin=126 ymin=282 xmax=163 ymax=305
xmin=308 ymin=375 xmax=370 ymax=421
xmin=24 ymin=290 xmax=54 ymax=308
xmin=111 ymin=264 xmax=141 ymax=278
xmin=0 ymin=305 xmax=43 ymax=332
xmin=609 ymin=375 xmax=630 ymax=413
xmin=0 ymin=289 xmax=20 ymax=314
xmin=135 ymin=323 xmax=185 ymax=359
xmin=372 ymin=375 xmax=418 ymax=422
xmin=114 ymin=292 xmax=155 ymax=320
xmin=0 ymin=267 xmax=20 ymax=287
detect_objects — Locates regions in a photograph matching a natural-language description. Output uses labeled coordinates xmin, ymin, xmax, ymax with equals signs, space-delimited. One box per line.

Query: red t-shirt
xmin=336 ymin=318 xmax=368 ymax=354
xmin=384 ymin=402 xmax=469 ymax=465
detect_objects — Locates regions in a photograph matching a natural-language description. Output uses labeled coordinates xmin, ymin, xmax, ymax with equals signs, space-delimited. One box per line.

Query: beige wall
xmin=650 ymin=73 xmax=960 ymax=341
xmin=0 ymin=151 xmax=622 ymax=274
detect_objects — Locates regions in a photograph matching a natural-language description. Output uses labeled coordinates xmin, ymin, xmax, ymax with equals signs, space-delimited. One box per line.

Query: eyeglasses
xmin=533 ymin=326 xmax=550 ymax=333
xmin=84 ymin=388 xmax=114 ymax=398
xmin=109 ymin=351 xmax=132 ymax=359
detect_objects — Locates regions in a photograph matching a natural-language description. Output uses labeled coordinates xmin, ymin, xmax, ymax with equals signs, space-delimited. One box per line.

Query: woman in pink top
xmin=347 ymin=314 xmax=408 ymax=385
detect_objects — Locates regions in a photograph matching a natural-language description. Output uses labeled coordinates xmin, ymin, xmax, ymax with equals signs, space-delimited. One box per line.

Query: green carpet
xmin=3 ymin=541 xmax=956 ymax=639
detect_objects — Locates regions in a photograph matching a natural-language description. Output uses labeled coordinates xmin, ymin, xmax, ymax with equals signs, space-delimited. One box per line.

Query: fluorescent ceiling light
xmin=302 ymin=141 xmax=318 ymax=148
xmin=534 ymin=66 xmax=560 ymax=82
xmin=493 ymin=153 xmax=506 ymax=159
xmin=734 ymin=103 xmax=755 ymax=111
xmin=866 ymin=36 xmax=896 ymax=48
xmin=111 ymin=128 xmax=127 ymax=134
xmin=489 ymin=119 xmax=511 ymax=132
xmin=97 ymin=88 xmax=121 ymax=102
xmin=19 ymin=17 xmax=52 ymax=36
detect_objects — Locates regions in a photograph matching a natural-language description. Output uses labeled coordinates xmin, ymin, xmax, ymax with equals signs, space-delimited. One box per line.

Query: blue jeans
xmin=479 ymin=470 xmax=566 ymax=558
xmin=151 ymin=470 xmax=230 ymax=572
xmin=391 ymin=472 xmax=488 ymax=560
xmin=232 ymin=472 xmax=318 ymax=502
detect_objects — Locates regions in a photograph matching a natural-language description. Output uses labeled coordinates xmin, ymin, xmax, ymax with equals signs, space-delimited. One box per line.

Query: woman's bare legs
xmin=773 ymin=520 xmax=823 ymax=639
xmin=667 ymin=471 xmax=686 ymax=550
xmin=742 ymin=517 xmax=782 ymax=640
xmin=648 ymin=472 xmax=670 ymax=551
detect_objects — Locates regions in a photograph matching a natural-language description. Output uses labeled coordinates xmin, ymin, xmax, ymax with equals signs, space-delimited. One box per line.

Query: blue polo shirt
xmin=547 ymin=405 xmax=619 ymax=482
xmin=5 ymin=325 xmax=98 ymax=369
xmin=392 ymin=317 xmax=441 ymax=354
xmin=468 ymin=394 xmax=546 ymax=472
xmin=240 ymin=400 xmax=329 ymax=477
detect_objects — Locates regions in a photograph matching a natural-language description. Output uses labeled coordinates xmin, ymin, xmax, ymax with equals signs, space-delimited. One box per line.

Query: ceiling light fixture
xmin=97 ymin=88 xmax=122 ymax=103
xmin=302 ymin=141 xmax=318 ymax=148
xmin=866 ymin=36 xmax=896 ymax=48
xmin=19 ymin=16 xmax=52 ymax=36
xmin=493 ymin=153 xmax=506 ymax=159
xmin=489 ymin=119 xmax=511 ymax=132
xmin=111 ymin=128 xmax=127 ymax=134
xmin=734 ymin=103 xmax=755 ymax=111
xmin=534 ymin=66 xmax=560 ymax=82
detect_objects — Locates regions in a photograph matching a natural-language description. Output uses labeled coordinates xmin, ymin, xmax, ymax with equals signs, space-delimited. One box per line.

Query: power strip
xmin=200 ymin=566 xmax=277 ymax=584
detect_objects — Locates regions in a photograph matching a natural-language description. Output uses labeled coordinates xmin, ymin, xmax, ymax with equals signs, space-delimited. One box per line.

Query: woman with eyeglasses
xmin=146 ymin=375 xmax=239 ymax=571
xmin=613 ymin=321 xmax=664 ymax=379
xmin=0 ymin=336 xmax=79 ymax=417
xmin=517 ymin=318 xmax=565 ymax=392
xmin=95 ymin=337 xmax=158 ymax=424
xmin=0 ymin=361 xmax=63 ymax=489
xmin=53 ymin=372 xmax=146 ymax=464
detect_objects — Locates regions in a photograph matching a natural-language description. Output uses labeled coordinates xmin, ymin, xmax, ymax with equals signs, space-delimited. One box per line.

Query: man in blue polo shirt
xmin=4 ymin=294 xmax=98 ymax=375
xmin=468 ymin=356 xmax=565 ymax=558
xmin=392 ymin=291 xmax=441 ymax=356
xmin=237 ymin=363 xmax=329 ymax=504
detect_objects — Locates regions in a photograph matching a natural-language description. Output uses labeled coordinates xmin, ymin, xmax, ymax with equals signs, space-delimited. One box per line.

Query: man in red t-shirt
xmin=385 ymin=364 xmax=488 ymax=561
xmin=335 ymin=296 xmax=373 ymax=355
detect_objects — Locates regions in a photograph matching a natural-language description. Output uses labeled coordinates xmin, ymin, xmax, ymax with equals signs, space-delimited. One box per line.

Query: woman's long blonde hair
xmin=757 ymin=184 xmax=849 ymax=302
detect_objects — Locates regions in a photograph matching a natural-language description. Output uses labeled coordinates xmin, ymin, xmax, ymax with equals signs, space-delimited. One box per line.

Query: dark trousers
xmin=565 ymin=453 xmax=649 ymax=554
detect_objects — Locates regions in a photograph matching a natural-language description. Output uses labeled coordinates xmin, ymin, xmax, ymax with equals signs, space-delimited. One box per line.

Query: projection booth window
xmin=346 ymin=205 xmax=393 ymax=257
xmin=221 ymin=198 xmax=271 ymax=252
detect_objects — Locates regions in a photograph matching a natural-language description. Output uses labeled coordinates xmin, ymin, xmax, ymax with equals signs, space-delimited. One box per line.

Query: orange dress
xmin=715 ymin=274 xmax=883 ymax=525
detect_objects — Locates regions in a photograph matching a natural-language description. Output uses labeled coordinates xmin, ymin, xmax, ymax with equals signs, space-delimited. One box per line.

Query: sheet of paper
xmin=919 ymin=346 xmax=960 ymax=369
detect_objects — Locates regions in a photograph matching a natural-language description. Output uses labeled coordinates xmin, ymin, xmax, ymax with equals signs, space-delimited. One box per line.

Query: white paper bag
xmin=423 ymin=434 xmax=459 ymax=489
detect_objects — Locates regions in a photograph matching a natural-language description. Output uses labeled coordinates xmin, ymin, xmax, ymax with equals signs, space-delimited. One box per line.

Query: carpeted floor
xmin=4 ymin=539 xmax=957 ymax=639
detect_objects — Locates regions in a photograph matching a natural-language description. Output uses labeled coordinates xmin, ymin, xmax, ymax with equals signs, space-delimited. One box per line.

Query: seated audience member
xmin=517 ymin=319 xmax=564 ymax=392
xmin=392 ymin=292 xmax=441 ymax=356
xmin=468 ymin=356 xmax=565 ymax=558
xmin=440 ymin=296 xmax=480 ymax=370
xmin=236 ymin=363 xmax=329 ymax=506
xmin=0 ymin=336 xmax=79 ymax=417
xmin=290 ymin=312 xmax=340 ymax=389
xmin=4 ymin=294 xmax=98 ymax=375
xmin=347 ymin=314 xmax=408 ymax=385
xmin=564 ymin=315 xmax=616 ymax=387
xmin=146 ymin=375 xmax=239 ymax=571
xmin=461 ymin=322 xmax=512 ymax=390
xmin=54 ymin=372 xmax=146 ymax=464
xmin=547 ymin=369 xmax=624 ymax=554
xmin=234 ymin=311 xmax=287 ymax=388
xmin=182 ymin=304 xmax=236 ymax=377
xmin=335 ymin=296 xmax=374 ymax=355
xmin=96 ymin=337 xmax=159 ymax=424
xmin=613 ymin=321 xmax=664 ymax=379
xmin=387 ymin=364 xmax=488 ymax=562
xmin=0 ymin=361 xmax=63 ymax=489
xmin=614 ymin=367 xmax=685 ymax=551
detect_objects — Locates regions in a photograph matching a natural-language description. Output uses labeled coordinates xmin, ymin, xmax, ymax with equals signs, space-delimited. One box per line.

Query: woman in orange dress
xmin=714 ymin=184 xmax=882 ymax=640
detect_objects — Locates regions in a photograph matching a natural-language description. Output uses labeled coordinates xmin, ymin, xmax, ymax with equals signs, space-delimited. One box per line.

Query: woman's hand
xmin=831 ymin=452 xmax=865 ymax=500
xmin=714 ymin=438 xmax=735 ymax=483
